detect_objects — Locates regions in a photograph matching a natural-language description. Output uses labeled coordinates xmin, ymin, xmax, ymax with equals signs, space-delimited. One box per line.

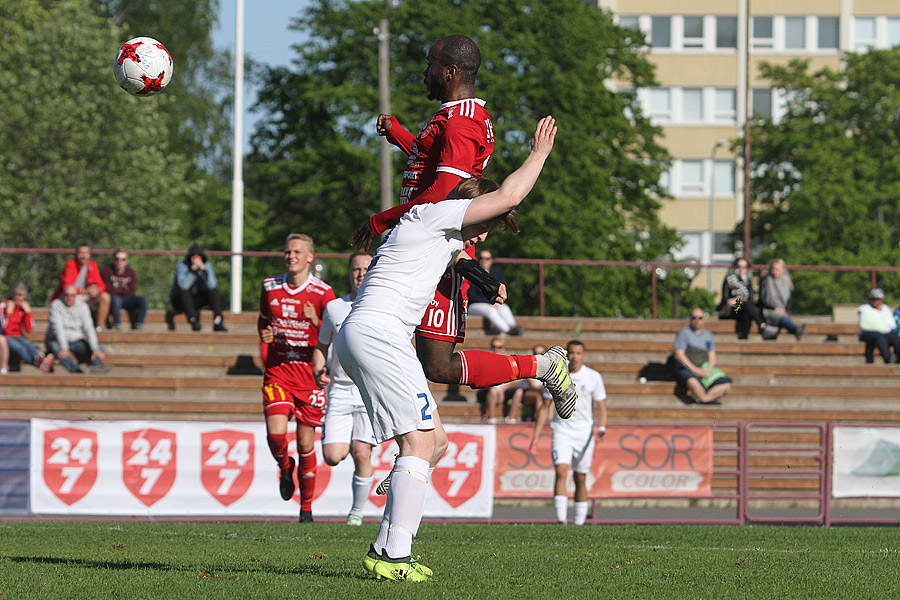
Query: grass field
xmin=1 ymin=520 xmax=898 ymax=599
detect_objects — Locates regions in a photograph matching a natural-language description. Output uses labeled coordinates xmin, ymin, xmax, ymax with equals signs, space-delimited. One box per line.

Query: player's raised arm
xmin=462 ymin=116 xmax=556 ymax=227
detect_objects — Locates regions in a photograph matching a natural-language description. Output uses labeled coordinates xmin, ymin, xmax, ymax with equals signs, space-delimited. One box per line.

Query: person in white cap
xmin=857 ymin=288 xmax=900 ymax=363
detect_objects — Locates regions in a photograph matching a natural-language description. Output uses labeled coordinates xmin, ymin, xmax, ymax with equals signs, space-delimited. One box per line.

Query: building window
xmin=785 ymin=17 xmax=807 ymax=49
xmin=618 ymin=15 xmax=640 ymax=31
xmin=646 ymin=88 xmax=671 ymax=122
xmin=680 ymin=160 xmax=704 ymax=194
xmin=714 ymin=89 xmax=737 ymax=122
xmin=713 ymin=232 xmax=732 ymax=256
xmin=818 ymin=17 xmax=839 ymax=49
xmin=854 ymin=17 xmax=877 ymax=51
xmin=675 ymin=232 xmax=702 ymax=261
xmin=752 ymin=88 xmax=772 ymax=119
xmin=888 ymin=18 xmax=900 ymax=47
xmin=716 ymin=16 xmax=738 ymax=49
xmin=651 ymin=16 xmax=671 ymax=48
xmin=714 ymin=161 xmax=735 ymax=194
xmin=681 ymin=88 xmax=703 ymax=121
xmin=683 ymin=16 xmax=705 ymax=48
xmin=752 ymin=16 xmax=774 ymax=49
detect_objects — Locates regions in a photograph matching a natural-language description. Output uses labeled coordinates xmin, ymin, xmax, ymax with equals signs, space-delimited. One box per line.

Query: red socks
xmin=298 ymin=448 xmax=317 ymax=512
xmin=266 ymin=433 xmax=290 ymax=470
xmin=458 ymin=350 xmax=537 ymax=388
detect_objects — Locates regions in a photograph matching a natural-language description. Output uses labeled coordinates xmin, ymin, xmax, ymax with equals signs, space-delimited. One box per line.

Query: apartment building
xmin=598 ymin=0 xmax=900 ymax=291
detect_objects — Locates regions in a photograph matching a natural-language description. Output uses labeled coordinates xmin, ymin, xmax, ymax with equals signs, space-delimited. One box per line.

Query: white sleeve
xmin=593 ymin=372 xmax=607 ymax=402
xmin=318 ymin=303 xmax=336 ymax=346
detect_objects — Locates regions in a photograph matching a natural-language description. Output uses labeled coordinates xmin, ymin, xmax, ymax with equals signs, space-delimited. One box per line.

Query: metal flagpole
xmin=230 ymin=0 xmax=245 ymax=313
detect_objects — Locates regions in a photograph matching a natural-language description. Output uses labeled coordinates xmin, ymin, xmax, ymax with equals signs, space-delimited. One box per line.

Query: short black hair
xmin=436 ymin=35 xmax=481 ymax=84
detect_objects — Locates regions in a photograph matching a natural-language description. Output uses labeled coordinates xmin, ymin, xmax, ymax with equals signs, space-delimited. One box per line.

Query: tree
xmin=0 ymin=0 xmax=196 ymax=303
xmin=249 ymin=0 xmax=686 ymax=317
xmin=746 ymin=49 xmax=900 ymax=313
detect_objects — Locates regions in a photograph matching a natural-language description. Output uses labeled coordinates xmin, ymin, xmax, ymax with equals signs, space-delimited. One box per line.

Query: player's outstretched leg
xmin=279 ymin=456 xmax=296 ymax=501
xmin=537 ymin=346 xmax=577 ymax=419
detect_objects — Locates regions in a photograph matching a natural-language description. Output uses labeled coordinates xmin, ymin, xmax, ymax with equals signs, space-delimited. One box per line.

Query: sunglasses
xmin=491 ymin=345 xmax=504 ymax=350
xmin=691 ymin=316 xmax=704 ymax=320
xmin=115 ymin=257 xmax=128 ymax=261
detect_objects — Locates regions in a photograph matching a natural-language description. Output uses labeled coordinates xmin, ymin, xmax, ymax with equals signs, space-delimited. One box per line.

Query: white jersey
xmin=552 ymin=365 xmax=606 ymax=434
xmin=347 ymin=199 xmax=470 ymax=338
xmin=318 ymin=294 xmax=362 ymax=406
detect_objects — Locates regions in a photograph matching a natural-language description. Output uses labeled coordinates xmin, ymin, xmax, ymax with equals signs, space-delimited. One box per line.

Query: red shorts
xmin=416 ymin=267 xmax=469 ymax=344
xmin=262 ymin=383 xmax=326 ymax=427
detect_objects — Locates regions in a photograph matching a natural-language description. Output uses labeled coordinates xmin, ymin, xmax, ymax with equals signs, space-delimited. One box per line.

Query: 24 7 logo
xmin=431 ymin=432 xmax=483 ymax=508
xmin=201 ymin=430 xmax=254 ymax=506
xmin=43 ymin=428 xmax=98 ymax=505
xmin=122 ymin=428 xmax=177 ymax=507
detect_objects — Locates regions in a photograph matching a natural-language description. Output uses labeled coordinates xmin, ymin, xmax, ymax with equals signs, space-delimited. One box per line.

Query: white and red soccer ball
xmin=113 ymin=37 xmax=173 ymax=95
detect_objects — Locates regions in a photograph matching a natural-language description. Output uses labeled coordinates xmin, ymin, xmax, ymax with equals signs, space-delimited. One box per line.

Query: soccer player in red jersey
xmin=258 ymin=233 xmax=336 ymax=522
xmin=354 ymin=36 xmax=556 ymax=492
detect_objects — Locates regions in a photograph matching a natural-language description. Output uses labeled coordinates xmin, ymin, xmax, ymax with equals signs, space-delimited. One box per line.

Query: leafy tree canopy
xmin=249 ymin=0 xmax=686 ymax=317
xmin=747 ymin=49 xmax=900 ymax=312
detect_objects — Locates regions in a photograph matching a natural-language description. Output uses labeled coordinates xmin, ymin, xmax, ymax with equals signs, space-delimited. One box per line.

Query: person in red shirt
xmin=1 ymin=282 xmax=51 ymax=372
xmin=258 ymin=233 xmax=336 ymax=522
xmin=51 ymin=244 xmax=111 ymax=332
xmin=354 ymin=36 xmax=556 ymax=494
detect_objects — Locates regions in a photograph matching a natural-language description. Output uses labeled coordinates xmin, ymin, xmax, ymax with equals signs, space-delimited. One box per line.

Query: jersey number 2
xmin=417 ymin=393 xmax=433 ymax=421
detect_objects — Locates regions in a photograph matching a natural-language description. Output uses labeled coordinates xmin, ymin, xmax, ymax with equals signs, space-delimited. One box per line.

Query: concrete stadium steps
xmin=5 ymin=310 xmax=899 ymax=424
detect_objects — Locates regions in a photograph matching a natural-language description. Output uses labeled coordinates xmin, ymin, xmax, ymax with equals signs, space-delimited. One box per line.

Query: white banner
xmin=30 ymin=419 xmax=495 ymax=517
xmin=833 ymin=426 xmax=900 ymax=498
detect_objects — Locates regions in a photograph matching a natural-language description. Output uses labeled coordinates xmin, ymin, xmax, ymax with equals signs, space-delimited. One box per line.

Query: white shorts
xmin=335 ymin=319 xmax=436 ymax=444
xmin=551 ymin=425 xmax=596 ymax=473
xmin=322 ymin=402 xmax=376 ymax=446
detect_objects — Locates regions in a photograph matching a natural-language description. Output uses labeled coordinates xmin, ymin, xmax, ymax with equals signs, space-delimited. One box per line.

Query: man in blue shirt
xmin=669 ymin=308 xmax=731 ymax=405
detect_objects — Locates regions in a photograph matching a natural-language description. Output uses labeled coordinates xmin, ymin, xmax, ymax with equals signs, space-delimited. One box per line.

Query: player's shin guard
xmin=351 ymin=474 xmax=373 ymax=516
xmin=266 ymin=433 xmax=290 ymax=470
xmin=573 ymin=501 xmax=590 ymax=526
xmin=554 ymin=495 xmax=568 ymax=524
xmin=382 ymin=456 xmax=430 ymax=561
xmin=458 ymin=350 xmax=537 ymax=388
xmin=298 ymin=448 xmax=317 ymax=512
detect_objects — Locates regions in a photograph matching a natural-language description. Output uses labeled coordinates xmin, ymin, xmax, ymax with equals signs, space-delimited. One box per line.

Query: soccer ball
xmin=113 ymin=37 xmax=173 ymax=96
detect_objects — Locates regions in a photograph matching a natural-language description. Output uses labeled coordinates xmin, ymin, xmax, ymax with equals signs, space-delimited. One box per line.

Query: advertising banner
xmin=833 ymin=426 xmax=900 ymax=498
xmin=494 ymin=425 xmax=713 ymax=498
xmin=30 ymin=419 xmax=495 ymax=517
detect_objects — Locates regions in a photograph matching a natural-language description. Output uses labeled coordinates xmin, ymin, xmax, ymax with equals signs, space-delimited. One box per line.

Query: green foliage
xmin=747 ymin=49 xmax=900 ymax=313
xmin=0 ymin=0 xmax=198 ymax=302
xmin=248 ymin=0 xmax=679 ymax=317
xmin=2 ymin=521 xmax=899 ymax=599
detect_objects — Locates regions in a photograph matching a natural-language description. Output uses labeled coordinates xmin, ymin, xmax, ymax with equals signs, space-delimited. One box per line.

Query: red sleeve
xmin=59 ymin=260 xmax=80 ymax=288
xmin=383 ymin=117 xmax=416 ymax=155
xmin=369 ymin=171 xmax=464 ymax=235
xmin=87 ymin=262 xmax=106 ymax=293
xmin=437 ymin=117 xmax=483 ymax=176
xmin=257 ymin=284 xmax=270 ymax=331
xmin=23 ymin=310 xmax=33 ymax=333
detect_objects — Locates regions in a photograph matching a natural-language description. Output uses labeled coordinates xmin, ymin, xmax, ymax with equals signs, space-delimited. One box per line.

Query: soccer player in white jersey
xmin=311 ymin=252 xmax=376 ymax=526
xmin=336 ymin=116 xmax=573 ymax=581
xmin=529 ymin=340 xmax=608 ymax=525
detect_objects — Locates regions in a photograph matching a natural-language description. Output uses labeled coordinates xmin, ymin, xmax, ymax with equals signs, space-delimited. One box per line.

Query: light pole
xmin=708 ymin=139 xmax=727 ymax=293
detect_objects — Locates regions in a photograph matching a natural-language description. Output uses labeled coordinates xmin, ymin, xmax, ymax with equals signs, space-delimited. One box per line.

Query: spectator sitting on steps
xmin=668 ymin=308 xmax=732 ymax=405
xmin=45 ymin=285 xmax=112 ymax=374
xmin=166 ymin=243 xmax=227 ymax=332
xmin=857 ymin=288 xmax=900 ymax=364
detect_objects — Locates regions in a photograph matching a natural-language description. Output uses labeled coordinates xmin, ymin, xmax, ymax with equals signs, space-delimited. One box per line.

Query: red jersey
xmin=257 ymin=274 xmax=335 ymax=390
xmin=396 ymin=98 xmax=494 ymax=204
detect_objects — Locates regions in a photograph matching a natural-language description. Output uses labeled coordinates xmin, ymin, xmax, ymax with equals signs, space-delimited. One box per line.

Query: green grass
xmin=1 ymin=521 xmax=898 ymax=599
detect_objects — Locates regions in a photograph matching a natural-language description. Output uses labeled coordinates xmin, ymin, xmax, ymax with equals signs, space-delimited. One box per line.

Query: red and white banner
xmin=833 ymin=426 xmax=900 ymax=498
xmin=494 ymin=425 xmax=713 ymax=498
xmin=30 ymin=420 xmax=495 ymax=517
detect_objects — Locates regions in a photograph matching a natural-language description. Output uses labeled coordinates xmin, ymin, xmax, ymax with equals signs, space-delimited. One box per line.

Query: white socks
xmin=380 ymin=456 xmax=430 ymax=560
xmin=350 ymin=474 xmax=373 ymax=517
xmin=554 ymin=495 xmax=568 ymax=524
xmin=573 ymin=501 xmax=589 ymax=526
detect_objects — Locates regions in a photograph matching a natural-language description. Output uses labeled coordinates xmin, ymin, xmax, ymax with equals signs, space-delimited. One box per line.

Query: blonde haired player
xmin=336 ymin=117 xmax=574 ymax=581
xmin=258 ymin=234 xmax=336 ymax=523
